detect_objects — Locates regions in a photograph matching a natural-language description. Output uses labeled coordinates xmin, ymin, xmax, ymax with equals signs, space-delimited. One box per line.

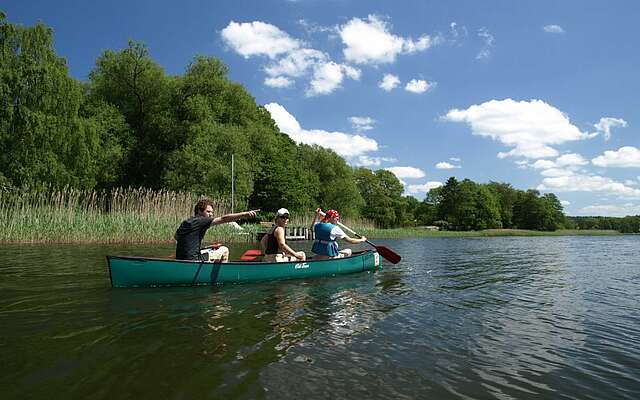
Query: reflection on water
xmin=1 ymin=237 xmax=639 ymax=399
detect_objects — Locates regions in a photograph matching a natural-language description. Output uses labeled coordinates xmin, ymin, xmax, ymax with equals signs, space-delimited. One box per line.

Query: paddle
xmin=317 ymin=210 xmax=401 ymax=264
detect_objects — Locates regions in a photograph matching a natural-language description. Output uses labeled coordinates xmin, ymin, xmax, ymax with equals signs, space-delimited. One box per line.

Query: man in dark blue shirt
xmin=175 ymin=198 xmax=258 ymax=260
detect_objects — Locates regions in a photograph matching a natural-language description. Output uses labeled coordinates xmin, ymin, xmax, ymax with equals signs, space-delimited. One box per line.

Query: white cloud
xmin=476 ymin=27 xmax=494 ymax=60
xmin=531 ymin=154 xmax=587 ymax=170
xmin=352 ymin=155 xmax=396 ymax=167
xmin=450 ymin=157 xmax=461 ymax=162
xmin=406 ymin=181 xmax=443 ymax=195
xmin=593 ymin=117 xmax=628 ymax=140
xmin=532 ymin=159 xmax=556 ymax=169
xmin=592 ymin=146 xmax=640 ymax=168
xmin=540 ymin=168 xmax=573 ymax=177
xmin=349 ymin=116 xmax=375 ymax=131
xmin=435 ymin=162 xmax=460 ymax=170
xmin=538 ymin=173 xmax=640 ymax=198
xmin=339 ymin=15 xmax=436 ymax=65
xmin=449 ymin=22 xmax=468 ymax=41
xmin=297 ymin=19 xmax=333 ymax=35
xmin=556 ymin=153 xmax=588 ymax=167
xmin=530 ymin=154 xmax=588 ymax=180
xmin=560 ymin=200 xmax=571 ymax=206
xmin=385 ymin=166 xmax=426 ymax=179
xmin=221 ymin=21 xmax=300 ymax=59
xmin=543 ymin=25 xmax=565 ymax=34
xmin=264 ymin=48 xmax=327 ymax=78
xmin=379 ymin=73 xmax=401 ymax=91
xmin=405 ymin=79 xmax=434 ymax=94
xmin=306 ymin=62 xmax=361 ymax=97
xmin=264 ymin=102 xmax=301 ymax=134
xmin=222 ymin=21 xmax=360 ymax=96
xmin=443 ymin=99 xmax=590 ymax=159
xmin=264 ymin=102 xmax=379 ymax=158
xmin=264 ymin=76 xmax=294 ymax=88
xmin=578 ymin=203 xmax=640 ymax=217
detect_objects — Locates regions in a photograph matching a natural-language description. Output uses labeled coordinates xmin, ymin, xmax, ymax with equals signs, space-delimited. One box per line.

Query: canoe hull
xmin=107 ymin=250 xmax=380 ymax=288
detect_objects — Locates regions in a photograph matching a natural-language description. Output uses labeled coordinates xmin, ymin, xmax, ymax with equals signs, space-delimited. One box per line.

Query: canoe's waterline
xmin=107 ymin=250 xmax=380 ymax=287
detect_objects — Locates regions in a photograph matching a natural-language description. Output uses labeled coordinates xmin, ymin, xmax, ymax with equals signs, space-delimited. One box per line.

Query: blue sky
xmin=5 ymin=1 xmax=640 ymax=216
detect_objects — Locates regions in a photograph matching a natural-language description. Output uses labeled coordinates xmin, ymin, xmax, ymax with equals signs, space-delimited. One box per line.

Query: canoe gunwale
xmin=106 ymin=249 xmax=374 ymax=265
xmin=106 ymin=249 xmax=379 ymax=288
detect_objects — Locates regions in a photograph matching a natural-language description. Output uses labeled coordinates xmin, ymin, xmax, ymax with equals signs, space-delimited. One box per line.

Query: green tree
xmin=414 ymin=200 xmax=437 ymax=226
xmin=163 ymin=123 xmax=253 ymax=199
xmin=0 ymin=15 xmax=127 ymax=188
xmin=541 ymin=192 xmax=565 ymax=230
xmin=512 ymin=189 xmax=564 ymax=231
xmin=354 ymin=168 xmax=404 ymax=228
xmin=297 ymin=144 xmax=363 ymax=217
xmin=486 ymin=182 xmax=518 ymax=228
xmin=445 ymin=179 xmax=501 ymax=231
xmin=88 ymin=41 xmax=173 ymax=188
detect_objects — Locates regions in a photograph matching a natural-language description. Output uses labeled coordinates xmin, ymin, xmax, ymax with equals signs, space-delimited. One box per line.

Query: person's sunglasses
xmin=280 ymin=214 xmax=290 ymax=219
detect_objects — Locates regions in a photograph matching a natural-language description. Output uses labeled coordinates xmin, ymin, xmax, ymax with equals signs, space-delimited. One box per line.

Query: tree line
xmin=406 ymin=178 xmax=567 ymax=231
xmin=4 ymin=14 xmax=635 ymax=232
xmin=565 ymin=216 xmax=640 ymax=234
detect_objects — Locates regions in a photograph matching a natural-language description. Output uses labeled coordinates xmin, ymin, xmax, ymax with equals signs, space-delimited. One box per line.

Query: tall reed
xmin=0 ymin=186 xmax=254 ymax=244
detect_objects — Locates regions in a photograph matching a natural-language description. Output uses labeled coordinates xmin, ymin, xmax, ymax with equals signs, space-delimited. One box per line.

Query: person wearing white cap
xmin=260 ymin=208 xmax=306 ymax=262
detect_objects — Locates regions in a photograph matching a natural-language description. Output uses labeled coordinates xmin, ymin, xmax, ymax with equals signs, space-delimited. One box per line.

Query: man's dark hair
xmin=194 ymin=198 xmax=214 ymax=215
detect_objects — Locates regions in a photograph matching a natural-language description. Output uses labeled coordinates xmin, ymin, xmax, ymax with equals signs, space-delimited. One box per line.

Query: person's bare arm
xmin=213 ymin=209 xmax=259 ymax=225
xmin=310 ymin=208 xmax=322 ymax=230
xmin=343 ymin=235 xmax=367 ymax=244
xmin=274 ymin=227 xmax=305 ymax=260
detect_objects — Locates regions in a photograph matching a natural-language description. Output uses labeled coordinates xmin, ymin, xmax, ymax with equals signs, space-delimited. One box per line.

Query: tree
xmin=0 ymin=15 xmax=127 ymax=188
xmin=512 ymin=189 xmax=565 ymax=231
xmin=486 ymin=182 xmax=518 ymax=228
xmin=88 ymin=41 xmax=173 ymax=188
xmin=354 ymin=168 xmax=405 ymax=228
xmin=541 ymin=193 xmax=565 ymax=230
xmin=297 ymin=144 xmax=363 ymax=217
xmin=162 ymin=123 xmax=253 ymax=199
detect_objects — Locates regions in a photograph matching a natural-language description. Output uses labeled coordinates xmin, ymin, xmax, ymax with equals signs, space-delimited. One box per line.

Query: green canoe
xmin=107 ymin=250 xmax=381 ymax=288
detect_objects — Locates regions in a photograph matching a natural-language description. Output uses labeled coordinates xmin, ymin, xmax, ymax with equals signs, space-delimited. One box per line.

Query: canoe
xmin=107 ymin=250 xmax=380 ymax=288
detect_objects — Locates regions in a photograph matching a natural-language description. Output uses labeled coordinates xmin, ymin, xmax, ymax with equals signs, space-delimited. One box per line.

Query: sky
xmin=5 ymin=0 xmax=640 ymax=216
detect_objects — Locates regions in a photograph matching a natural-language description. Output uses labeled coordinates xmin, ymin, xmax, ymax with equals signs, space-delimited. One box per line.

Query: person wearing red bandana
xmin=311 ymin=208 xmax=366 ymax=259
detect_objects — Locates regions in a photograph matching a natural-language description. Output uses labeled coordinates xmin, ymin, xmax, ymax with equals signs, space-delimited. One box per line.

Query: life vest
xmin=264 ymin=226 xmax=280 ymax=255
xmin=312 ymin=222 xmax=339 ymax=257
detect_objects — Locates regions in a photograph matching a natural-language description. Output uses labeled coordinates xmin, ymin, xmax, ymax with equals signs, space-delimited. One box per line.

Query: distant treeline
xmin=2 ymin=14 xmax=635 ymax=232
xmin=406 ymin=178 xmax=567 ymax=231
xmin=565 ymin=216 xmax=640 ymax=234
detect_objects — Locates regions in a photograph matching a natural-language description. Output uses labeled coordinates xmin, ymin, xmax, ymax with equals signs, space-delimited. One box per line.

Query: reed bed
xmin=3 ymin=187 xmax=610 ymax=244
xmin=0 ymin=186 xmax=256 ymax=244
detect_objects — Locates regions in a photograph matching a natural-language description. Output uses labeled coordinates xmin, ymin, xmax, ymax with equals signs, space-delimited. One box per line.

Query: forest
xmin=2 ymin=13 xmax=637 ymax=232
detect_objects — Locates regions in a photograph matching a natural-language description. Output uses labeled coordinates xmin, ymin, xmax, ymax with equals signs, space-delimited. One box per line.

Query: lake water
xmin=1 ymin=236 xmax=639 ymax=399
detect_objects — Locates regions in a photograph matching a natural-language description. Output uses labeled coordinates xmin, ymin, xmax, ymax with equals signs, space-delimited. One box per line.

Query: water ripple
xmin=1 ymin=238 xmax=640 ymax=399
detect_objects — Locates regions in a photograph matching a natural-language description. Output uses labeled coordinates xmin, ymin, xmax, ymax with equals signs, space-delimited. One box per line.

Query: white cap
xmin=276 ymin=208 xmax=290 ymax=217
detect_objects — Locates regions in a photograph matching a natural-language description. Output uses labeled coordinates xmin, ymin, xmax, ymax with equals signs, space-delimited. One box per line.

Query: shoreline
xmin=0 ymin=227 xmax=624 ymax=245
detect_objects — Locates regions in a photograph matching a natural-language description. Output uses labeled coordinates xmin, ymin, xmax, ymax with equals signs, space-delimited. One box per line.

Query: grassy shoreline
xmin=0 ymin=224 xmax=623 ymax=245
xmin=0 ymin=187 xmax=624 ymax=244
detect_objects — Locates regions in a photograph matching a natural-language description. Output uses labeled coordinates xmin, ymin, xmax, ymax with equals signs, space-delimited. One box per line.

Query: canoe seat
xmin=239 ymin=249 xmax=262 ymax=261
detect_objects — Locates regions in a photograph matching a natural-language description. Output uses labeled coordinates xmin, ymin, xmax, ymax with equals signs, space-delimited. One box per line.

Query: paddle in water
xmin=317 ymin=210 xmax=401 ymax=264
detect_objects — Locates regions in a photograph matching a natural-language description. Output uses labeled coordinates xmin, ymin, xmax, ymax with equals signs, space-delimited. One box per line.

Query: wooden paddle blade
xmin=375 ymin=245 xmax=401 ymax=264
